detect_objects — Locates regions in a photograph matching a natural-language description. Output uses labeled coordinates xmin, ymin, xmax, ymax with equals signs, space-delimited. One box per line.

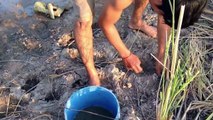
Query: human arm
xmin=99 ymin=0 xmax=143 ymax=73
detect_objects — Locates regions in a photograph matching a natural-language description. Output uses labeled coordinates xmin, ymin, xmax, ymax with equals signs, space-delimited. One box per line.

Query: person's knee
xmin=75 ymin=18 xmax=93 ymax=31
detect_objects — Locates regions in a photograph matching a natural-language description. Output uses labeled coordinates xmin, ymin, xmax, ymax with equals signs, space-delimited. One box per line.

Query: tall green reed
xmin=156 ymin=0 xmax=200 ymax=119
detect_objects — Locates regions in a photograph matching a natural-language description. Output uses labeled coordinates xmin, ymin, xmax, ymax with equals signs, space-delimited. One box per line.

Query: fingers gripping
xmin=123 ymin=53 xmax=143 ymax=73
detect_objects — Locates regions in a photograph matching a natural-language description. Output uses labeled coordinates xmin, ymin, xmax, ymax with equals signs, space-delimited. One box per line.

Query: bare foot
xmin=89 ymin=79 xmax=100 ymax=86
xmin=129 ymin=20 xmax=157 ymax=38
xmin=87 ymin=68 xmax=101 ymax=86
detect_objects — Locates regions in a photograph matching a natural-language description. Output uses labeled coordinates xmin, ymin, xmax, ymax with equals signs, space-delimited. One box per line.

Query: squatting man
xmin=73 ymin=0 xmax=207 ymax=86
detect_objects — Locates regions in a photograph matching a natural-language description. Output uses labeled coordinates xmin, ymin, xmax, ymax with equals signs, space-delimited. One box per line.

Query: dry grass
xmin=156 ymin=1 xmax=213 ymax=119
xmin=178 ymin=21 xmax=213 ymax=119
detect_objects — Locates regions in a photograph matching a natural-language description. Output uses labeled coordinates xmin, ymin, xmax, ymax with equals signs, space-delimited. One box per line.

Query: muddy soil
xmin=0 ymin=0 xmax=212 ymax=120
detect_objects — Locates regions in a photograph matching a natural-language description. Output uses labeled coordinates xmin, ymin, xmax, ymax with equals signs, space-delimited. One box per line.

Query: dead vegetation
xmin=0 ymin=0 xmax=212 ymax=120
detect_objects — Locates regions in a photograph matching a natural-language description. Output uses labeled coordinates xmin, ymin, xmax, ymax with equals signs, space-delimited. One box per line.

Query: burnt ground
xmin=0 ymin=0 xmax=212 ymax=120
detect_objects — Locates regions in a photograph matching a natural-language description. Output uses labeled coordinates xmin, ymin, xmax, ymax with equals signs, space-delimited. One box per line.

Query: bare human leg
xmin=74 ymin=19 xmax=100 ymax=86
xmin=129 ymin=0 xmax=157 ymax=38
xmin=156 ymin=15 xmax=171 ymax=76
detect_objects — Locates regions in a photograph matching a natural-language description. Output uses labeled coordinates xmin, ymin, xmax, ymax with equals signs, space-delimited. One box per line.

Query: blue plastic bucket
xmin=64 ymin=86 xmax=120 ymax=120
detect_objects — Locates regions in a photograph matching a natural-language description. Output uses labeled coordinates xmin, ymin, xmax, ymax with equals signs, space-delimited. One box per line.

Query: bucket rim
xmin=64 ymin=86 xmax=120 ymax=119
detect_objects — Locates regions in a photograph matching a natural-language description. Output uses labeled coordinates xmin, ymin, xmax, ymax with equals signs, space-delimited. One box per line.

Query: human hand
xmin=122 ymin=53 xmax=143 ymax=73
